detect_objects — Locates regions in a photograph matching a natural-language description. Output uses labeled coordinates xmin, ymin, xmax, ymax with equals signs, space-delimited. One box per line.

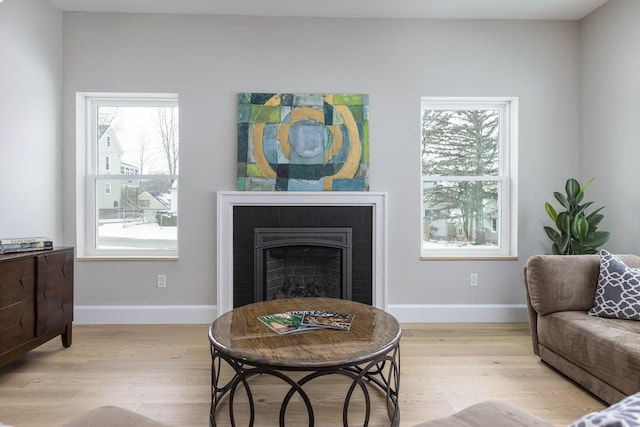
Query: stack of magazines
xmin=258 ymin=310 xmax=355 ymax=335
xmin=0 ymin=237 xmax=53 ymax=254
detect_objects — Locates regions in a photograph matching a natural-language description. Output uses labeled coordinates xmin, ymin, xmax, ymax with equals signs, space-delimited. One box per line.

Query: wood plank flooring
xmin=0 ymin=323 xmax=605 ymax=426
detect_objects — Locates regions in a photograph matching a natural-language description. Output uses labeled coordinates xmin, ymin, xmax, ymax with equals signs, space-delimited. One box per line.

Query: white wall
xmin=59 ymin=13 xmax=582 ymax=322
xmin=0 ymin=0 xmax=62 ymax=242
xmin=581 ymin=0 xmax=640 ymax=255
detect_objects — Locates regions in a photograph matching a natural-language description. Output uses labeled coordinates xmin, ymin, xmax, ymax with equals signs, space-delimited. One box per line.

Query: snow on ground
xmin=98 ymin=221 xmax=177 ymax=240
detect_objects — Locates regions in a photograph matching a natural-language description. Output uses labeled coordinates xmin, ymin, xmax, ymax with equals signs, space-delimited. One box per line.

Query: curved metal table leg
xmin=211 ymin=342 xmax=400 ymax=427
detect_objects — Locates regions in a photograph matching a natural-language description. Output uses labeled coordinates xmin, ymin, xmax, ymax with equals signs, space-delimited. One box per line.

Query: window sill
xmin=77 ymin=256 xmax=179 ymax=262
xmin=420 ymin=255 xmax=519 ymax=261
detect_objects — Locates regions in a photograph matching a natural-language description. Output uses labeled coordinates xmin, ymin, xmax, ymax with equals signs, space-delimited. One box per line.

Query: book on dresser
xmin=0 ymin=237 xmax=54 ymax=254
xmin=0 ymin=237 xmax=53 ymax=254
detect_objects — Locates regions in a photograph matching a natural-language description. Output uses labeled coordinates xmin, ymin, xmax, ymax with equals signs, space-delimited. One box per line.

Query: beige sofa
xmin=63 ymin=395 xmax=640 ymax=427
xmin=60 ymin=395 xmax=640 ymax=427
xmin=523 ymin=254 xmax=640 ymax=405
xmin=63 ymin=402 xmax=553 ymax=427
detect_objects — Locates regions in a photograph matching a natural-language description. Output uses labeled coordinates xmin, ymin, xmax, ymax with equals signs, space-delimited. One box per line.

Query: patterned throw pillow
xmin=569 ymin=392 xmax=640 ymax=427
xmin=588 ymin=249 xmax=640 ymax=320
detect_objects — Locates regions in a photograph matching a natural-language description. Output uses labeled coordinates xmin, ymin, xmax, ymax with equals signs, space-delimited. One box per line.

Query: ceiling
xmin=47 ymin=0 xmax=609 ymax=20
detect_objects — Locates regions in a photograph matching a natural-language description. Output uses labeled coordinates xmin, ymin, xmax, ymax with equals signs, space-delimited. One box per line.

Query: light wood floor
xmin=0 ymin=323 xmax=605 ymax=426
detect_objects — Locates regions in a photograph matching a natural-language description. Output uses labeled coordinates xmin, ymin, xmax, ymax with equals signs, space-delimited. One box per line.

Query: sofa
xmin=57 ymin=402 xmax=552 ymax=427
xmin=60 ymin=394 xmax=640 ymax=427
xmin=523 ymin=252 xmax=640 ymax=405
xmin=52 ymin=402 xmax=554 ymax=427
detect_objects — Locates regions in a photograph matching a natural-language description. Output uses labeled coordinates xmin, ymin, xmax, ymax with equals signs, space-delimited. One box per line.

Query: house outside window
xmin=420 ymin=97 xmax=517 ymax=259
xmin=76 ymin=93 xmax=179 ymax=258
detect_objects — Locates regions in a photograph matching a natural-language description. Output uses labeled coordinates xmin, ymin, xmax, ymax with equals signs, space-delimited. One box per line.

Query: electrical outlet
xmin=470 ymin=273 xmax=478 ymax=287
xmin=157 ymin=274 xmax=167 ymax=288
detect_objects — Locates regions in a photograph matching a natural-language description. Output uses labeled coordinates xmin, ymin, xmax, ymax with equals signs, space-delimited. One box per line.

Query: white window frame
xmin=76 ymin=92 xmax=179 ymax=259
xmin=420 ymin=97 xmax=518 ymax=259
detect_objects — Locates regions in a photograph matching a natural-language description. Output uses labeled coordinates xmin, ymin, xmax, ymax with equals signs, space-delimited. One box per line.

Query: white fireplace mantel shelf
xmin=216 ymin=191 xmax=389 ymax=317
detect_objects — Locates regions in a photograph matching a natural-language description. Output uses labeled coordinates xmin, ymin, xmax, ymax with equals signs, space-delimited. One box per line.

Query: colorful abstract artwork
xmin=237 ymin=93 xmax=369 ymax=191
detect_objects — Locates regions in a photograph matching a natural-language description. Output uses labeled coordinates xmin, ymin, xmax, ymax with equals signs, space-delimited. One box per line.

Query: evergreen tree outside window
xmin=421 ymin=97 xmax=517 ymax=258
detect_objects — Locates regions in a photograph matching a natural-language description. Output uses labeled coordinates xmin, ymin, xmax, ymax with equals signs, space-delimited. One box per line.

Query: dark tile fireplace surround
xmin=233 ymin=206 xmax=373 ymax=308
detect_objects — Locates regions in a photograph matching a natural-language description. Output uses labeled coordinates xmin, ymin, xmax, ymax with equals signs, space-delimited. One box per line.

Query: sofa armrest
xmin=522 ymin=267 xmax=541 ymax=356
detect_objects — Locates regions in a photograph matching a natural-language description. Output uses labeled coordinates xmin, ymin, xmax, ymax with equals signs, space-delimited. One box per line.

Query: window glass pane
xmin=422 ymin=109 xmax=500 ymax=177
xmin=97 ymin=105 xmax=179 ymax=175
xmin=422 ymin=180 xmax=501 ymax=249
xmin=95 ymin=178 xmax=178 ymax=251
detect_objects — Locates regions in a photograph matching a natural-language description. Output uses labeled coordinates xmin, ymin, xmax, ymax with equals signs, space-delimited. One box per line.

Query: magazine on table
xmin=300 ymin=310 xmax=355 ymax=330
xmin=258 ymin=310 xmax=355 ymax=334
xmin=258 ymin=311 xmax=310 ymax=334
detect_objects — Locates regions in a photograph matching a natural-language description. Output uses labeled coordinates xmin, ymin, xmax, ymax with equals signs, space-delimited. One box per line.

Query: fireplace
xmin=255 ymin=227 xmax=352 ymax=301
xmin=233 ymin=205 xmax=371 ymax=308
xmin=216 ymin=191 xmax=388 ymax=316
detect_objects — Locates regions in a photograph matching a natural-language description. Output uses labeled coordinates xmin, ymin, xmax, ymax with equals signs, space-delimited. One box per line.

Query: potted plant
xmin=544 ymin=177 xmax=610 ymax=255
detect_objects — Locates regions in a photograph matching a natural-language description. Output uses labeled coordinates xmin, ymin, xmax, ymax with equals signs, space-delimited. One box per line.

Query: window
xmin=420 ymin=97 xmax=517 ymax=258
xmin=76 ymin=93 xmax=179 ymax=258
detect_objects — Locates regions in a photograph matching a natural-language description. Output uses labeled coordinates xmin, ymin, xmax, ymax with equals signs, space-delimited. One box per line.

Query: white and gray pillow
xmin=569 ymin=391 xmax=640 ymax=427
xmin=589 ymin=249 xmax=640 ymax=320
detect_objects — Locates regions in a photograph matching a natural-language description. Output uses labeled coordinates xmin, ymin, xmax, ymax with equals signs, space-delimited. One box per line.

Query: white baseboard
xmin=388 ymin=304 xmax=528 ymax=323
xmin=74 ymin=304 xmax=527 ymax=325
xmin=74 ymin=305 xmax=217 ymax=324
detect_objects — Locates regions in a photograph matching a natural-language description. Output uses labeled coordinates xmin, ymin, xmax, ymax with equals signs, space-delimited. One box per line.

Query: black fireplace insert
xmin=232 ymin=205 xmax=373 ymax=308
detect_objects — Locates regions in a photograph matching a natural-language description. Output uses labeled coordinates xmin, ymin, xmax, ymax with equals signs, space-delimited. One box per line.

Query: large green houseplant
xmin=544 ymin=177 xmax=610 ymax=255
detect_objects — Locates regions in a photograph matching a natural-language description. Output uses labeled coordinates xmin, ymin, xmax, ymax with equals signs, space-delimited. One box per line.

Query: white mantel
xmin=216 ymin=191 xmax=388 ymax=317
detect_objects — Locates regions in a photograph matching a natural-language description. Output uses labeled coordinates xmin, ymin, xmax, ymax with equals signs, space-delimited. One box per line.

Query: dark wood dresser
xmin=0 ymin=247 xmax=74 ymax=367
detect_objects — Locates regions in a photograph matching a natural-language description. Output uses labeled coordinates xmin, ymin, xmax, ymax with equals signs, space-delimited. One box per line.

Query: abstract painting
xmin=237 ymin=93 xmax=369 ymax=191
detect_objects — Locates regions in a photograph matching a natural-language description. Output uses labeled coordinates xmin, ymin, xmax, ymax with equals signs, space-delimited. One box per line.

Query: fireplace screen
xmin=254 ymin=227 xmax=352 ymax=302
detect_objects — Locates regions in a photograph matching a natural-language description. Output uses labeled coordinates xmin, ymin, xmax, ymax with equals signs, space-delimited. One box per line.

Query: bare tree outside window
xmin=157 ymin=107 xmax=179 ymax=185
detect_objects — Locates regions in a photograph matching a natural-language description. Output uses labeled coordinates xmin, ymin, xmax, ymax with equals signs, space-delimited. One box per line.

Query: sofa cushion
xmin=569 ymin=391 xmax=640 ymax=427
xmin=589 ymin=250 xmax=640 ymax=320
xmin=537 ymin=311 xmax=640 ymax=396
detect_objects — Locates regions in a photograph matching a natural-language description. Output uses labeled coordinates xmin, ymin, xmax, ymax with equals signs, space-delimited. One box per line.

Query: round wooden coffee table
xmin=208 ymin=297 xmax=401 ymax=426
